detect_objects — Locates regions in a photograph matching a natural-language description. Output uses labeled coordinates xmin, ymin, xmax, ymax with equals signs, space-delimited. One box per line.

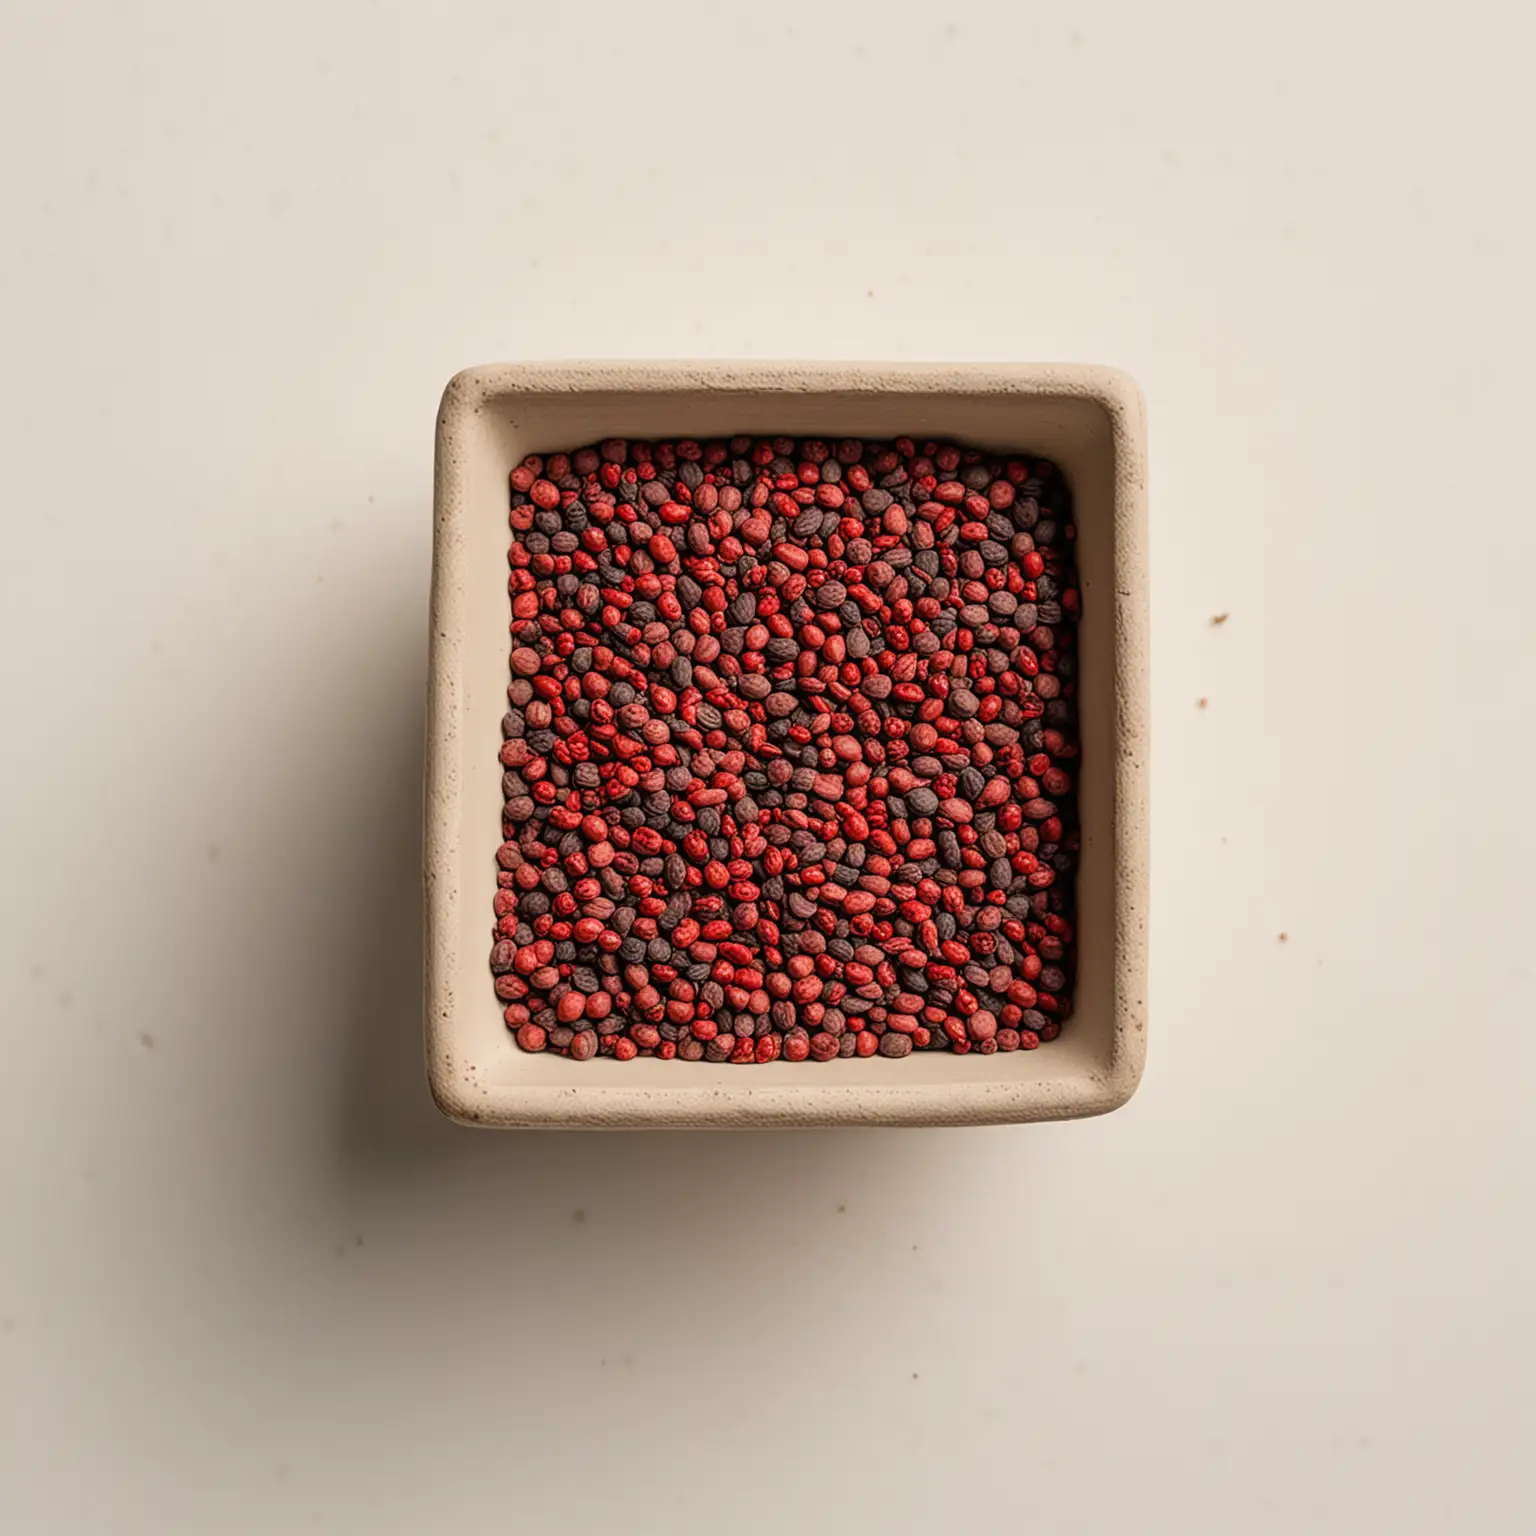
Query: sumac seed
xmin=494 ymin=434 xmax=1082 ymax=1064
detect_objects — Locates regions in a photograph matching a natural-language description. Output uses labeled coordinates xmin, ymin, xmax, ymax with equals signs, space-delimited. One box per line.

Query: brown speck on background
xmin=1211 ymin=612 xmax=1229 ymax=626
xmin=572 ymin=1209 xmax=586 ymax=1224
xmin=1278 ymin=932 xmax=1289 ymax=943
xmin=138 ymin=1031 xmax=155 ymax=1050
xmin=837 ymin=1204 xmax=846 ymax=1214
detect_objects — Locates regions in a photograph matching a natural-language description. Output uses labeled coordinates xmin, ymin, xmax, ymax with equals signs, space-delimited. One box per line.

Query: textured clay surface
xmin=426 ymin=363 xmax=1148 ymax=1128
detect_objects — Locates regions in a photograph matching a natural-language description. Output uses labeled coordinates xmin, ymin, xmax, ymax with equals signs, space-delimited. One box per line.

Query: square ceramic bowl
xmin=427 ymin=362 xmax=1147 ymax=1128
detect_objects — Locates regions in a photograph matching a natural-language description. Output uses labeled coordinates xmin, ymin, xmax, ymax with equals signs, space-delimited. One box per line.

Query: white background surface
xmin=2 ymin=2 xmax=1532 ymax=1531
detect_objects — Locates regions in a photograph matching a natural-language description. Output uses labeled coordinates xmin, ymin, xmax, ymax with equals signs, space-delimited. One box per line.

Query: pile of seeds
xmin=492 ymin=435 xmax=1081 ymax=1063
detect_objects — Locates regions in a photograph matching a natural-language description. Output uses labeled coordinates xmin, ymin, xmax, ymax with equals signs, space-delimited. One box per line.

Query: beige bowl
xmin=427 ymin=363 xmax=1148 ymax=1128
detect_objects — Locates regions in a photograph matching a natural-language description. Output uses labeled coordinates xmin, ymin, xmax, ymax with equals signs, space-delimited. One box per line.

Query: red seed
xmin=967 ymin=1010 xmax=998 ymax=1043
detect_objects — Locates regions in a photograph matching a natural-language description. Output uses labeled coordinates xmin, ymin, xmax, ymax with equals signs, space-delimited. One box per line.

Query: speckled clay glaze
xmin=427 ymin=363 xmax=1148 ymax=1128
